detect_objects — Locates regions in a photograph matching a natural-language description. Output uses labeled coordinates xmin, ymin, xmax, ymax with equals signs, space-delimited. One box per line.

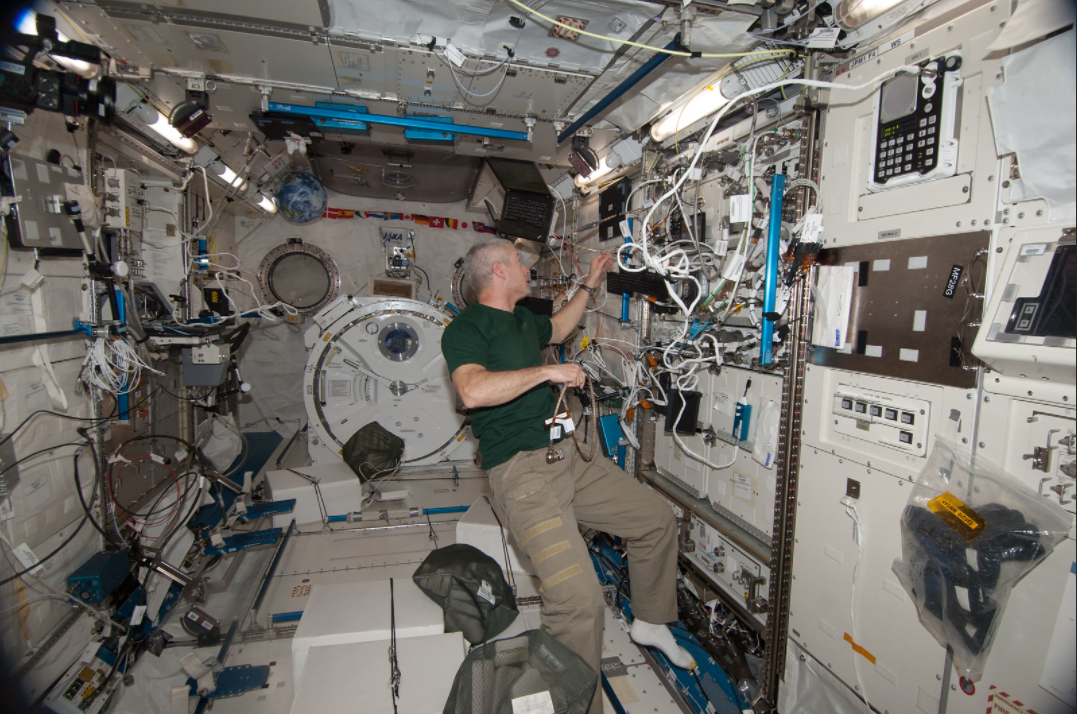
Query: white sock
xmin=630 ymin=619 xmax=696 ymax=670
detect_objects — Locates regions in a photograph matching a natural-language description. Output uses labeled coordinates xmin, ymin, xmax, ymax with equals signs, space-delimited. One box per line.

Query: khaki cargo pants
xmin=487 ymin=445 xmax=678 ymax=714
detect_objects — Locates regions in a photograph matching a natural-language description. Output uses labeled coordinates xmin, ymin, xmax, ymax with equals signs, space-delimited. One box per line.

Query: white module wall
xmin=789 ymin=447 xmax=949 ymax=714
xmin=815 ymin=0 xmax=1010 ymax=249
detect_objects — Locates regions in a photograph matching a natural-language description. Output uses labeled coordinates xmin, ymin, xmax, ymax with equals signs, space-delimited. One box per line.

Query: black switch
xmin=885 ymin=408 xmax=897 ymax=421
xmin=899 ymin=431 xmax=913 ymax=444
xmin=841 ymin=398 xmax=853 ymax=410
xmin=901 ymin=412 xmax=915 ymax=425
xmin=870 ymin=405 xmax=882 ymax=417
xmin=855 ymin=402 xmax=868 ymax=414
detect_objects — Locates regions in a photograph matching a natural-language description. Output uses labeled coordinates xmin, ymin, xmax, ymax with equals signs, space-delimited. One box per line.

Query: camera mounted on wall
xmin=170 ymin=81 xmax=213 ymax=138
xmin=0 ymin=12 xmax=116 ymax=128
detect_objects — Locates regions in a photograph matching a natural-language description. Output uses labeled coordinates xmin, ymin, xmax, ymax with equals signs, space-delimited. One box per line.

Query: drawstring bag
xmin=443 ymin=630 xmax=598 ymax=714
xmin=413 ymin=544 xmax=518 ymax=645
xmin=341 ymin=421 xmax=404 ymax=483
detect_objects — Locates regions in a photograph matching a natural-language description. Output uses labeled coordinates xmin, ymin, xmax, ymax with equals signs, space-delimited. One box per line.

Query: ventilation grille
xmin=880 ymin=75 xmax=919 ymax=123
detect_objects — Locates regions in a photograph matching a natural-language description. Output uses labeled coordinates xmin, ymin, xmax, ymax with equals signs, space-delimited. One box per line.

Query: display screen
xmin=486 ymin=158 xmax=549 ymax=194
xmin=1006 ymin=243 xmax=1076 ymax=338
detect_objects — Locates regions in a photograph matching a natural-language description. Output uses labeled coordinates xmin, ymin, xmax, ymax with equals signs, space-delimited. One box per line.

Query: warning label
xmin=928 ymin=490 xmax=987 ymax=542
xmin=986 ymin=686 xmax=1038 ymax=714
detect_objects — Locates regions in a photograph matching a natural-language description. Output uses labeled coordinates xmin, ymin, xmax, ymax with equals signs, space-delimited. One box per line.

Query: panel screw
xmin=962 ymin=186 xmax=969 ymax=193
xmin=1036 ymin=210 xmax=1044 ymax=216
xmin=984 ymin=396 xmax=991 ymax=402
xmin=937 ymin=675 xmax=942 ymax=681
xmin=966 ymin=393 xmax=972 ymax=399
xmin=962 ymin=437 xmax=969 ymax=444
xmin=979 ymin=441 xmax=986 ymax=448
xmin=996 ymin=247 xmax=1003 ymax=253
xmin=1018 ymin=212 xmax=1025 ymax=219
xmin=987 ymin=175 xmax=994 ymax=182
xmin=956 ymin=221 xmax=962 ymax=227
xmin=1002 ymin=180 xmax=1010 ymax=188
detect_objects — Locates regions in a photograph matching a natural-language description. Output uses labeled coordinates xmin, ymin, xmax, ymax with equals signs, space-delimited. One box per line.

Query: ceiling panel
xmin=149 ymin=0 xmax=328 ymax=28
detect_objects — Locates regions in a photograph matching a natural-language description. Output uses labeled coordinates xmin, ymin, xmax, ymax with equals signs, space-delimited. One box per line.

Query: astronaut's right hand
xmin=546 ymin=363 xmax=586 ymax=388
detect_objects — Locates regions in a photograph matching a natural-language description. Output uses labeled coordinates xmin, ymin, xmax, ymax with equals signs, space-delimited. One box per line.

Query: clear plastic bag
xmin=892 ymin=437 xmax=1072 ymax=682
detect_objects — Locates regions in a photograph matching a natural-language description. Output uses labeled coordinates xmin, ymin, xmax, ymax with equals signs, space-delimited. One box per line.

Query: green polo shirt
xmin=442 ymin=303 xmax=556 ymax=469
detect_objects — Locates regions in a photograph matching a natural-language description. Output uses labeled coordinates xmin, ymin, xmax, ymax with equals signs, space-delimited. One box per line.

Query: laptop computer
xmin=485 ymin=158 xmax=555 ymax=242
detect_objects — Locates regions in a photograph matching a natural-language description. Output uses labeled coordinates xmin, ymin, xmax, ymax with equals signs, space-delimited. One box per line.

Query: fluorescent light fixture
xmin=212 ymin=161 xmax=248 ymax=191
xmin=15 ymin=9 xmax=99 ymax=79
xmin=835 ymin=0 xmax=906 ymax=29
xmin=255 ymin=192 xmax=277 ymax=214
xmin=574 ymin=156 xmax=614 ymax=187
xmin=651 ymin=84 xmax=731 ymax=143
xmin=132 ymin=103 xmax=198 ymax=154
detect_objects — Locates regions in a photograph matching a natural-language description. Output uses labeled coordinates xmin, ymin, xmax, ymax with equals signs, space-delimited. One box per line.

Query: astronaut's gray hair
xmin=462 ymin=239 xmax=514 ymax=295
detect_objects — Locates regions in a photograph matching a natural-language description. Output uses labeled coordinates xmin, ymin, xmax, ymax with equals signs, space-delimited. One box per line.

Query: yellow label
xmin=580 ymin=336 xmax=590 ymax=349
xmin=928 ymin=491 xmax=987 ymax=542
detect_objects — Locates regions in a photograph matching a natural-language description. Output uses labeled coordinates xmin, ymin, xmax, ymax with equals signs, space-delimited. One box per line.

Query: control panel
xmin=683 ymin=514 xmax=770 ymax=624
xmin=102 ymin=168 xmax=144 ymax=231
xmin=832 ymin=384 xmax=931 ymax=456
xmin=868 ymin=52 xmax=962 ymax=192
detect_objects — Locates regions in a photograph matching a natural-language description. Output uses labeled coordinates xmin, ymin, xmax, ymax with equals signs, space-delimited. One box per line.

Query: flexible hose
xmin=552 ymin=378 xmax=598 ymax=463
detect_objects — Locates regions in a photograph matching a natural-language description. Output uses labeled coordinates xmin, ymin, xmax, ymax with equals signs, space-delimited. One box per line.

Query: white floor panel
xmin=118 ymin=467 xmax=683 ymax=714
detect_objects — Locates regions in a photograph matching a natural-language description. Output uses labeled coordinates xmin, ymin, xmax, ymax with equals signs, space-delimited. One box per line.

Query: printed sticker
xmin=928 ymin=491 xmax=986 ymax=542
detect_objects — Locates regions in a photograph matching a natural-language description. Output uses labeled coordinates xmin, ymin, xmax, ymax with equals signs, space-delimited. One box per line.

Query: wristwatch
xmin=579 ymin=284 xmax=596 ymax=297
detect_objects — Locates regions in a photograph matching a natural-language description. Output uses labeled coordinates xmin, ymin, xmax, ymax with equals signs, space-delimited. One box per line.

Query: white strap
xmin=170 ymin=685 xmax=190 ymax=714
xmin=28 ymin=282 xmax=68 ymax=411
xmin=179 ymin=652 xmax=216 ymax=693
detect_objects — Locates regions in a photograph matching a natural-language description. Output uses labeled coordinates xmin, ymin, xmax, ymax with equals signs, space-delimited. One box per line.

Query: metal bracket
xmin=1024 ymin=429 xmax=1061 ymax=474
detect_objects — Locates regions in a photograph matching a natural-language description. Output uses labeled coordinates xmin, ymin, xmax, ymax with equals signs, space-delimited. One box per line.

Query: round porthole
xmin=382 ymin=170 xmax=415 ymax=188
xmin=451 ymin=261 xmax=478 ymax=309
xmin=377 ymin=321 xmax=419 ymax=362
xmin=257 ymin=239 xmax=340 ymax=314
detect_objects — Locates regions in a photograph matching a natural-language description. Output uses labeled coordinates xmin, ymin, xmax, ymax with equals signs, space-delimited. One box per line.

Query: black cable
xmin=389 ymin=578 xmax=401 ymax=714
xmin=0 ymin=387 xmax=163 ymax=451
xmin=72 ymin=438 xmax=112 ymax=540
xmin=156 ymin=384 xmax=215 ymax=404
xmin=0 ymin=510 xmax=90 ymax=587
xmin=0 ymin=429 xmax=112 ymax=586
xmin=413 ymin=264 xmax=433 ymax=297
xmin=0 ymin=441 xmax=82 ymax=479
xmin=483 ymin=495 xmax=516 ymax=594
xmin=0 ymin=410 xmax=115 ymax=449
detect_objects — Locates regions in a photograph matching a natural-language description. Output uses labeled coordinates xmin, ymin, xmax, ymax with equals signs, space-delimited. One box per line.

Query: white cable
xmin=617 ymin=65 xmax=922 ymax=311
xmin=842 ymin=497 xmax=870 ymax=714
xmin=82 ymin=337 xmax=164 ymax=395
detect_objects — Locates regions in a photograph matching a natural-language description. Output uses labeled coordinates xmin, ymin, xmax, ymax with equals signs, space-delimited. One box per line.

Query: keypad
xmin=503 ymin=195 xmax=550 ymax=227
xmin=874 ymin=71 xmax=945 ymax=183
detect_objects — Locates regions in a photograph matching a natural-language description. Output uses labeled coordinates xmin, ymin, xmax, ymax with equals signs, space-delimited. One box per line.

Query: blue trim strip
xmin=556 ymin=35 xmax=681 ymax=145
xmin=270 ymin=611 xmax=304 ymax=623
xmin=267 ymin=103 xmax=529 ymax=141
xmin=423 ymin=506 xmax=471 ymax=515
xmin=761 ymin=174 xmax=785 ymax=366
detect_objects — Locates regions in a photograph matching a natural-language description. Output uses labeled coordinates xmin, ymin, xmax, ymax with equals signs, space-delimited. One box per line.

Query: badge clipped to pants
xmin=544 ymin=411 xmax=574 ymax=463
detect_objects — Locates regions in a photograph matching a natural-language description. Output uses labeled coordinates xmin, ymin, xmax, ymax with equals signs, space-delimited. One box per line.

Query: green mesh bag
xmin=341 ymin=421 xmax=404 ymax=483
xmin=413 ymin=544 xmax=518 ymax=645
xmin=443 ymin=630 xmax=598 ymax=714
